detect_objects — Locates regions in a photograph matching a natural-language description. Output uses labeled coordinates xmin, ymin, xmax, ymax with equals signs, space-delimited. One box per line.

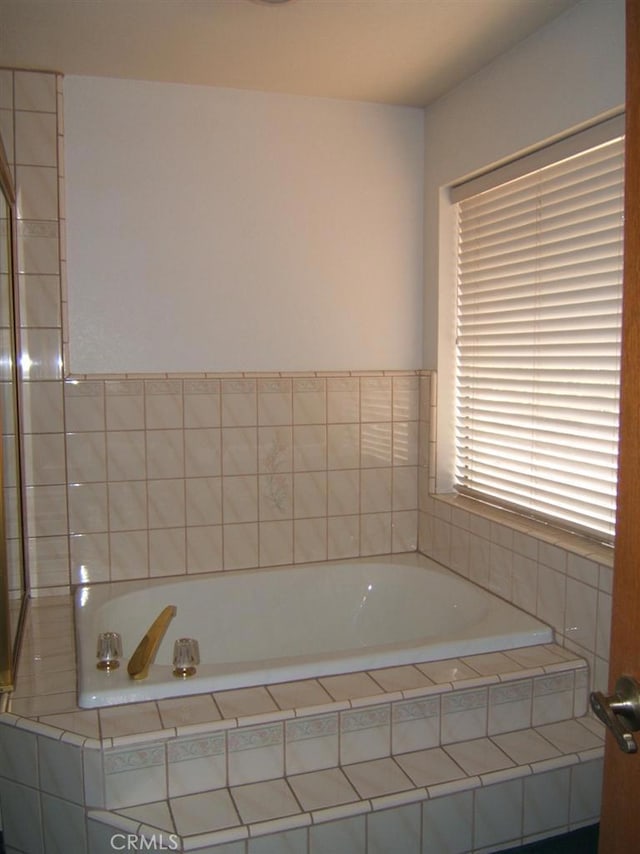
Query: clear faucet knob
xmin=96 ymin=632 xmax=123 ymax=670
xmin=173 ymin=637 xmax=200 ymax=678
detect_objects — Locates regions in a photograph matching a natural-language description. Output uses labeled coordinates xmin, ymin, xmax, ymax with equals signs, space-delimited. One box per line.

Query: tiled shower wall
xmin=1 ymin=67 xmax=420 ymax=594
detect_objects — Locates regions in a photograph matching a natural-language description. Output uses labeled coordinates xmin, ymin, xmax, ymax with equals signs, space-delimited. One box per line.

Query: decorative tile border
xmin=104 ymin=744 xmax=166 ymax=775
xmin=286 ymin=714 xmax=338 ymax=743
xmin=442 ymin=688 xmax=487 ymax=715
xmin=392 ymin=697 xmax=439 ymax=722
xmin=490 ymin=681 xmax=532 ymax=706
xmin=534 ymin=673 xmax=575 ymax=696
xmin=167 ymin=734 xmax=225 ymax=763
xmin=227 ymin=723 xmax=283 ymax=753
xmin=340 ymin=705 xmax=390 ymax=733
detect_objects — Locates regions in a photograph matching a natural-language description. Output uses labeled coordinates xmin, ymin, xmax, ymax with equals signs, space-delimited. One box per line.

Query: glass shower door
xmin=0 ymin=128 xmax=28 ymax=693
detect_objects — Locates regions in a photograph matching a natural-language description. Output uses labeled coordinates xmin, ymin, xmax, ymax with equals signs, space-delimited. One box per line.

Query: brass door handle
xmin=590 ymin=675 xmax=640 ymax=754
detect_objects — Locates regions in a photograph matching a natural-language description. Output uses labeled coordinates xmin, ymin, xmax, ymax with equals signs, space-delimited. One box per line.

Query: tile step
xmin=87 ymin=717 xmax=605 ymax=853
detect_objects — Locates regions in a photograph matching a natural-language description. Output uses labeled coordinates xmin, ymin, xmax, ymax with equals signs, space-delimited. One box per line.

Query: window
xmin=451 ymin=116 xmax=625 ymax=542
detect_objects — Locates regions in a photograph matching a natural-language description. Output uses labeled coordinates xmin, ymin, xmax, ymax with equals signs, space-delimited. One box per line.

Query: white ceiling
xmin=0 ymin=0 xmax=581 ymax=107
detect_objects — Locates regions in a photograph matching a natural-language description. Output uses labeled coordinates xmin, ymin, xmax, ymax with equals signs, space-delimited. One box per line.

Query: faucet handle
xmin=173 ymin=638 xmax=200 ymax=678
xmin=96 ymin=632 xmax=123 ymax=670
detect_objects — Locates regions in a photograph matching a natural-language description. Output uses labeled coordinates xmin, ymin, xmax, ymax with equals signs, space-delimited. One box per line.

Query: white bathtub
xmin=75 ymin=554 xmax=553 ymax=708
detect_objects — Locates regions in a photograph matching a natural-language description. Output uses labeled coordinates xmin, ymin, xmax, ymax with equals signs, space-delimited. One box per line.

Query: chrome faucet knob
xmin=173 ymin=637 xmax=200 ymax=678
xmin=96 ymin=632 xmax=123 ymax=670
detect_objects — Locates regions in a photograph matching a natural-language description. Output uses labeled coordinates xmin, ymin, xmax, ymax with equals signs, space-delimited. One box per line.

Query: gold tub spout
xmin=127 ymin=605 xmax=177 ymax=680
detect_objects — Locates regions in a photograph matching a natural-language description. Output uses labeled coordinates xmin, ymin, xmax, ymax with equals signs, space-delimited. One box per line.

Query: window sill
xmin=427 ymin=492 xmax=614 ymax=569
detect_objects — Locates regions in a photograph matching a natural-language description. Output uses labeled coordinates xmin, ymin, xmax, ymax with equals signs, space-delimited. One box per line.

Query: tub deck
xmin=0 ymin=592 xmax=604 ymax=853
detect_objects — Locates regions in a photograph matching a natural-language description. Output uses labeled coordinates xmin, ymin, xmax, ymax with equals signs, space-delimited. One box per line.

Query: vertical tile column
xmin=3 ymin=69 xmax=69 ymax=593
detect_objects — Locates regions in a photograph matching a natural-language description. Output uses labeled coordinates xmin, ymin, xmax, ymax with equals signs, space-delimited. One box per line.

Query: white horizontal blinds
xmin=455 ymin=132 xmax=624 ymax=541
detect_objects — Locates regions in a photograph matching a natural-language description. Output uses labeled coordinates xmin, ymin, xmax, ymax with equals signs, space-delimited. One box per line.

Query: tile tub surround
xmin=0 ymin=594 xmax=603 ymax=853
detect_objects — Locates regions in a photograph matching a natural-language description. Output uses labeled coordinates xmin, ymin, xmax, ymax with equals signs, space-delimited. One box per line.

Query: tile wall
xmin=62 ymin=372 xmax=419 ymax=586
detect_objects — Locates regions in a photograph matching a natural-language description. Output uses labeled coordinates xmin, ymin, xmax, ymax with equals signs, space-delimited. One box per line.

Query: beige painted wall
xmin=64 ymin=78 xmax=424 ymax=374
